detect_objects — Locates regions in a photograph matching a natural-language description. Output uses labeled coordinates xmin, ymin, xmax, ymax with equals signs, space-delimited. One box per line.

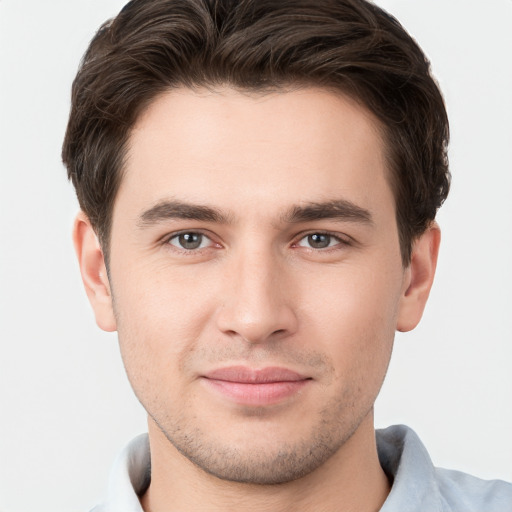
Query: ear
xmin=396 ymin=223 xmax=441 ymax=332
xmin=73 ymin=211 xmax=117 ymax=332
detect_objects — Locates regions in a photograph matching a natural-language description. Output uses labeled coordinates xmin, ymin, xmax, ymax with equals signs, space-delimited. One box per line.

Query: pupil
xmin=179 ymin=233 xmax=202 ymax=249
xmin=309 ymin=233 xmax=330 ymax=248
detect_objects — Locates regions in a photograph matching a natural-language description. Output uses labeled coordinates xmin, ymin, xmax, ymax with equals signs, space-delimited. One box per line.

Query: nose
xmin=215 ymin=247 xmax=298 ymax=344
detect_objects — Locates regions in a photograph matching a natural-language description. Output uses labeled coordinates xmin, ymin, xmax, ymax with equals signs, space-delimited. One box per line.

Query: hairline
xmin=99 ymin=82 xmax=410 ymax=269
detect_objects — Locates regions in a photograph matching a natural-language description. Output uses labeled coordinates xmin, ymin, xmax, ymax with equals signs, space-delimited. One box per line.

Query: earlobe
xmin=396 ymin=223 xmax=441 ymax=332
xmin=73 ymin=212 xmax=117 ymax=332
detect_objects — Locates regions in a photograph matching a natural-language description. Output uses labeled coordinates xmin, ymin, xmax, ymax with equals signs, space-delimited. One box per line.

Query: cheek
xmin=299 ymin=262 xmax=401 ymax=380
xmin=114 ymin=256 xmax=217 ymax=332
xmin=111 ymin=264 xmax=219 ymax=394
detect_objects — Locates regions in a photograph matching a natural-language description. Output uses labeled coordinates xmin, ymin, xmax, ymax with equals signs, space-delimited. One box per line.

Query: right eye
xmin=167 ymin=232 xmax=213 ymax=251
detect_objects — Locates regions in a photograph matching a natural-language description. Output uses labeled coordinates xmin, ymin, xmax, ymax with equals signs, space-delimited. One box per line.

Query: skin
xmin=74 ymin=86 xmax=440 ymax=512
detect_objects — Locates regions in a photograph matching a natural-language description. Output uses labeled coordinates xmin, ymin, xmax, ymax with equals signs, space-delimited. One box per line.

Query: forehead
xmin=117 ymin=86 xmax=393 ymax=221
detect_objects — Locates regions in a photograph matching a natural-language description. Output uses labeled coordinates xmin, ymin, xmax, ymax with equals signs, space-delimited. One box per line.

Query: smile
xmin=201 ymin=366 xmax=312 ymax=406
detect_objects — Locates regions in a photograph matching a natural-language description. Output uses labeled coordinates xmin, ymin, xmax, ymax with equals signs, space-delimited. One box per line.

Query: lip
xmin=201 ymin=366 xmax=311 ymax=406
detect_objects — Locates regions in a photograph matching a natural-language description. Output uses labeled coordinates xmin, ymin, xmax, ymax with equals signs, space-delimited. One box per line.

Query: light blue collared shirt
xmin=91 ymin=425 xmax=512 ymax=512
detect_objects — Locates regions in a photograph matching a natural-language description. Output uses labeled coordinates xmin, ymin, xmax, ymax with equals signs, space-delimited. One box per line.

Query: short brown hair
xmin=62 ymin=0 xmax=450 ymax=265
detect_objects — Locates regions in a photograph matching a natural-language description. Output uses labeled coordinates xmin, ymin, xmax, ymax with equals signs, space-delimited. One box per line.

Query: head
xmin=65 ymin=0 xmax=449 ymax=486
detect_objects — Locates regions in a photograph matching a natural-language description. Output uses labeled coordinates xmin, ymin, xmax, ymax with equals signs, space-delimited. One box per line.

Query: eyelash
xmin=164 ymin=230 xmax=218 ymax=253
xmin=163 ymin=230 xmax=351 ymax=253
xmin=292 ymin=231 xmax=351 ymax=251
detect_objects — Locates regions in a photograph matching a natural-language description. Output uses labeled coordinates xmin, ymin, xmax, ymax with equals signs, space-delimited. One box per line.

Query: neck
xmin=140 ymin=412 xmax=390 ymax=512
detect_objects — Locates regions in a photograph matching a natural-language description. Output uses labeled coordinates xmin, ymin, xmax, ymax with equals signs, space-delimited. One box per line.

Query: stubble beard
xmin=149 ymin=390 xmax=370 ymax=485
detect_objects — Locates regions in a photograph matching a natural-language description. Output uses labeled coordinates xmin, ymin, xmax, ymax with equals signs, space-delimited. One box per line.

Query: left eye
xmin=168 ymin=232 xmax=212 ymax=250
xmin=297 ymin=233 xmax=341 ymax=249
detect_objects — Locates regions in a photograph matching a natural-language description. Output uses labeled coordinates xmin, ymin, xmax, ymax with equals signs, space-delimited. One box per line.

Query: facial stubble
xmin=145 ymin=353 xmax=376 ymax=486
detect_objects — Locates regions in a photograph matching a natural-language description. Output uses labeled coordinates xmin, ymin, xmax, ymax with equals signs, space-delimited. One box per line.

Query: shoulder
xmin=435 ymin=467 xmax=512 ymax=512
xmin=377 ymin=425 xmax=512 ymax=512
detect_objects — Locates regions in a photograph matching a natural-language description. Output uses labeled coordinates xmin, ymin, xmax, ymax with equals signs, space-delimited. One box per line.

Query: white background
xmin=0 ymin=1 xmax=511 ymax=510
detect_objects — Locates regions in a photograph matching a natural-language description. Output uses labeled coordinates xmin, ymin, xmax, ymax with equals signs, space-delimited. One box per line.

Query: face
xmin=79 ymin=86 xmax=434 ymax=484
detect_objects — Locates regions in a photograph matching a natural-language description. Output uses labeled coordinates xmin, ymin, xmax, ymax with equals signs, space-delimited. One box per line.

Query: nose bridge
xmin=216 ymin=242 xmax=297 ymax=343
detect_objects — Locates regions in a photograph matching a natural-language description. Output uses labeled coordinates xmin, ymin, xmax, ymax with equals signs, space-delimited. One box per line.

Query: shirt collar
xmin=91 ymin=433 xmax=149 ymax=512
xmin=377 ymin=425 xmax=445 ymax=512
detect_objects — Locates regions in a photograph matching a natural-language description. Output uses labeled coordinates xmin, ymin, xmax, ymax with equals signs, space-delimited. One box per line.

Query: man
xmin=62 ymin=0 xmax=512 ymax=510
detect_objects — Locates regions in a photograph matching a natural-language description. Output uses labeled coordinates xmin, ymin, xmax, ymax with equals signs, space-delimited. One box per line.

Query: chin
xmin=156 ymin=409 xmax=363 ymax=485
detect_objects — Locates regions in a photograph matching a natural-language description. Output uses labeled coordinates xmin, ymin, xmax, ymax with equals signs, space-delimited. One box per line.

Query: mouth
xmin=201 ymin=366 xmax=312 ymax=406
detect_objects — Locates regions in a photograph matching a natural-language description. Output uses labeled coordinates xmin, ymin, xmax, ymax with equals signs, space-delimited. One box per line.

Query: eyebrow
xmin=138 ymin=200 xmax=231 ymax=227
xmin=137 ymin=198 xmax=373 ymax=228
xmin=283 ymin=200 xmax=373 ymax=225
